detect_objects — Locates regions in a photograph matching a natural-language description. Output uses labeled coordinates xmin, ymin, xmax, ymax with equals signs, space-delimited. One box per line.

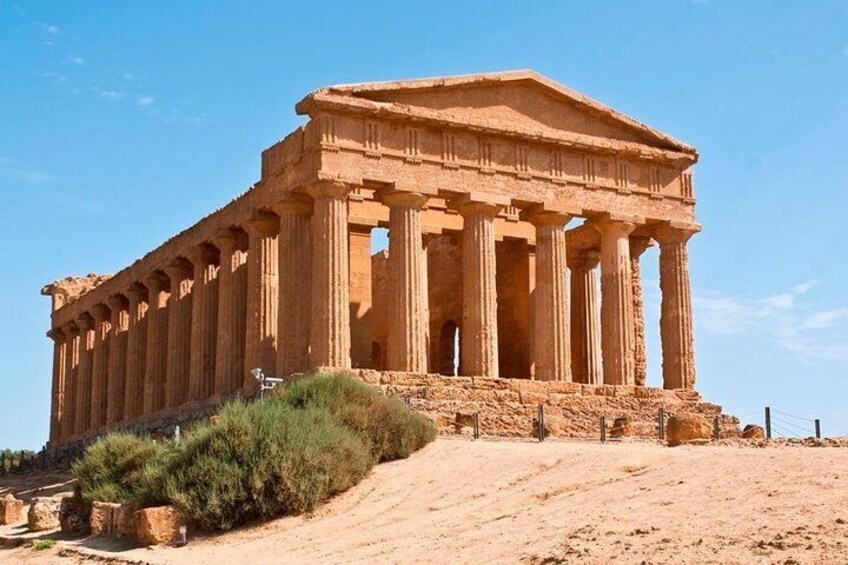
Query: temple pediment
xmin=297 ymin=70 xmax=695 ymax=158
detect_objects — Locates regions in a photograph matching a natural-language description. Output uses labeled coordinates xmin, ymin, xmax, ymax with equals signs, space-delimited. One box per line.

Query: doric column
xmin=592 ymin=217 xmax=639 ymax=385
xmin=187 ymin=245 xmax=219 ymax=401
xmin=524 ymin=208 xmax=572 ymax=381
xmin=212 ymin=229 xmax=248 ymax=395
xmin=164 ymin=260 xmax=193 ymax=408
xmin=630 ymin=237 xmax=652 ymax=387
xmin=457 ymin=199 xmax=503 ymax=377
xmin=244 ymin=212 xmax=279 ymax=384
xmin=271 ymin=197 xmax=312 ymax=376
xmin=307 ymin=182 xmax=351 ymax=369
xmin=143 ymin=273 xmax=169 ymax=413
xmin=569 ymin=250 xmax=602 ymax=385
xmin=124 ymin=284 xmax=148 ymax=420
xmin=655 ymin=223 xmax=699 ymax=390
xmin=47 ymin=328 xmax=67 ymax=443
xmin=74 ymin=314 xmax=94 ymax=435
xmin=61 ymin=322 xmax=79 ymax=440
xmin=106 ymin=295 xmax=129 ymax=425
xmin=90 ymin=304 xmax=111 ymax=430
xmin=382 ymin=191 xmax=429 ymax=373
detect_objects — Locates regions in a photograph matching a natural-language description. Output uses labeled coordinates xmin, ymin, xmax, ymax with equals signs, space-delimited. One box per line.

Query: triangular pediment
xmin=298 ymin=71 xmax=695 ymax=156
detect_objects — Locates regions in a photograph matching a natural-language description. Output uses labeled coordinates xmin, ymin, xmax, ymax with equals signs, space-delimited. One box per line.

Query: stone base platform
xmin=345 ymin=370 xmax=740 ymax=440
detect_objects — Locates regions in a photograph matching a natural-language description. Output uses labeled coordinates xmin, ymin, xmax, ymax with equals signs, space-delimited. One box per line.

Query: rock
xmin=117 ymin=501 xmax=141 ymax=539
xmin=609 ymin=416 xmax=633 ymax=439
xmin=0 ymin=493 xmax=24 ymax=525
xmin=666 ymin=414 xmax=712 ymax=447
xmin=742 ymin=424 xmax=765 ymax=439
xmin=59 ymin=496 xmax=89 ymax=535
xmin=533 ymin=415 xmax=562 ymax=438
xmin=27 ymin=497 xmax=61 ymax=531
xmin=135 ymin=506 xmax=185 ymax=546
xmin=90 ymin=501 xmax=120 ymax=536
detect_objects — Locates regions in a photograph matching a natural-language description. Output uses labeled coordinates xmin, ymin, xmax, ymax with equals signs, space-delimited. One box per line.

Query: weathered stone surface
xmin=27 ymin=497 xmax=61 ymax=532
xmin=609 ymin=416 xmax=633 ymax=438
xmin=742 ymin=424 xmax=765 ymax=439
xmin=90 ymin=501 xmax=120 ymax=536
xmin=59 ymin=496 xmax=88 ymax=535
xmin=666 ymin=414 xmax=712 ymax=447
xmin=135 ymin=506 xmax=185 ymax=546
xmin=0 ymin=493 xmax=23 ymax=525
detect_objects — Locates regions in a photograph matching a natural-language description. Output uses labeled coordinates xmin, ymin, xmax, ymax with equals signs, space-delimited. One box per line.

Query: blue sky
xmin=1 ymin=1 xmax=846 ymax=448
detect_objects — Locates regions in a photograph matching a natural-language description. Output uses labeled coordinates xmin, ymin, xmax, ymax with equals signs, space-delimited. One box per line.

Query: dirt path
xmin=4 ymin=438 xmax=848 ymax=564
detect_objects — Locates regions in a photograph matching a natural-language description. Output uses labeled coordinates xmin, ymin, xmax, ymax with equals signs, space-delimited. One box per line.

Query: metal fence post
xmin=815 ymin=419 xmax=821 ymax=439
xmin=473 ymin=413 xmax=480 ymax=440
xmin=765 ymin=407 xmax=772 ymax=439
xmin=658 ymin=408 xmax=665 ymax=440
xmin=537 ymin=404 xmax=545 ymax=443
xmin=713 ymin=416 xmax=720 ymax=440
xmin=600 ymin=416 xmax=607 ymax=443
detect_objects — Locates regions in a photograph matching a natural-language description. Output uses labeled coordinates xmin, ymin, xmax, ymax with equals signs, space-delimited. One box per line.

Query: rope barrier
xmin=771 ymin=409 xmax=816 ymax=423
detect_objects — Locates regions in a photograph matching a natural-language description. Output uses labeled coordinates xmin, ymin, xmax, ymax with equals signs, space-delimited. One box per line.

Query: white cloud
xmin=0 ymin=157 xmax=56 ymax=184
xmin=645 ymin=279 xmax=848 ymax=362
xmin=39 ymin=22 xmax=61 ymax=35
xmin=136 ymin=95 xmax=154 ymax=107
xmin=96 ymin=89 xmax=123 ymax=100
xmin=65 ymin=55 xmax=85 ymax=66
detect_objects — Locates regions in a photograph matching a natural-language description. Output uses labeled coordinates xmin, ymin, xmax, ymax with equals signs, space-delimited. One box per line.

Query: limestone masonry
xmin=42 ymin=71 xmax=717 ymax=445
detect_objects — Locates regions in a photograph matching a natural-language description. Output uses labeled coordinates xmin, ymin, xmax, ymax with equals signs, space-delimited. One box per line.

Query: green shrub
xmin=72 ymin=433 xmax=172 ymax=506
xmin=32 ymin=539 xmax=55 ymax=551
xmin=282 ymin=372 xmax=437 ymax=461
xmin=164 ymin=400 xmax=372 ymax=531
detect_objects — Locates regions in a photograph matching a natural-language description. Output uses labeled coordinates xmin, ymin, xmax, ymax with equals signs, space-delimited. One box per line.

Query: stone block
xmin=666 ymin=414 xmax=712 ymax=447
xmin=0 ymin=493 xmax=24 ymax=525
xmin=135 ymin=505 xmax=185 ymax=546
xmin=742 ymin=424 xmax=765 ymax=439
xmin=90 ymin=501 xmax=120 ymax=536
xmin=609 ymin=416 xmax=633 ymax=438
xmin=59 ymin=496 xmax=88 ymax=535
xmin=27 ymin=497 xmax=61 ymax=532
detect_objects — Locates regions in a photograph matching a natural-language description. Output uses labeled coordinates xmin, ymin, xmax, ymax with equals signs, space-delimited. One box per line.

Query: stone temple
xmin=43 ymin=71 xmax=734 ymax=446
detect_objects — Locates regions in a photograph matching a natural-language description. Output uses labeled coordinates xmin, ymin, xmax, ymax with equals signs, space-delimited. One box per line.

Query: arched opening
xmin=437 ymin=319 xmax=459 ymax=376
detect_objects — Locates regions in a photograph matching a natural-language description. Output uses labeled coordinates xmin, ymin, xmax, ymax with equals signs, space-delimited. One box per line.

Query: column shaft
xmin=90 ymin=306 xmax=110 ymax=430
xmin=213 ymin=231 xmax=248 ymax=395
xmin=308 ymin=183 xmax=351 ymax=369
xmin=143 ymin=274 xmax=169 ymax=413
xmin=124 ymin=286 xmax=148 ymax=420
xmin=61 ymin=324 xmax=79 ymax=440
xmin=244 ymin=214 xmax=279 ymax=383
xmin=459 ymin=202 xmax=500 ymax=377
xmin=630 ymin=237 xmax=652 ymax=387
xmin=569 ymin=252 xmax=603 ymax=385
xmin=274 ymin=200 xmax=312 ymax=376
xmin=594 ymin=220 xmax=637 ymax=385
xmin=657 ymin=227 xmax=697 ymax=389
xmin=385 ymin=192 xmax=429 ymax=372
xmin=47 ymin=329 xmax=67 ymax=443
xmin=530 ymin=214 xmax=572 ymax=381
xmin=188 ymin=246 xmax=219 ymax=401
xmin=107 ymin=296 xmax=129 ymax=424
xmin=165 ymin=262 xmax=193 ymax=407
xmin=74 ymin=316 xmax=94 ymax=435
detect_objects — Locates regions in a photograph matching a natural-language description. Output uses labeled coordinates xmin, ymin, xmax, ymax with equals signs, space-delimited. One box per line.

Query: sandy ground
xmin=3 ymin=438 xmax=848 ymax=564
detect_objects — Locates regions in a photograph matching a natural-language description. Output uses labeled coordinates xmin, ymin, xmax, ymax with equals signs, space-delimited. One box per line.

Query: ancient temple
xmin=42 ymin=71 xmax=702 ymax=445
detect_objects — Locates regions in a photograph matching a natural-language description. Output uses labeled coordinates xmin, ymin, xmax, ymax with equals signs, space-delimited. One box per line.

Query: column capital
xmin=589 ymin=213 xmax=643 ymax=237
xmin=91 ymin=303 xmax=111 ymax=323
xmin=243 ymin=210 xmax=279 ymax=236
xmin=569 ymin=249 xmax=601 ymax=271
xmin=75 ymin=313 xmax=94 ymax=331
xmin=520 ymin=206 xmax=574 ymax=228
xmin=186 ymin=243 xmax=220 ymax=267
xmin=451 ymin=192 xmax=509 ymax=218
xmin=629 ymin=236 xmax=654 ymax=258
xmin=106 ymin=294 xmax=128 ymax=312
xmin=163 ymin=259 xmax=193 ymax=280
xmin=270 ymin=194 xmax=313 ymax=216
xmin=652 ymin=221 xmax=701 ymax=245
xmin=62 ymin=320 xmax=79 ymax=335
xmin=144 ymin=271 xmax=169 ymax=293
xmin=125 ymin=283 xmax=147 ymax=302
xmin=305 ymin=178 xmax=355 ymax=200
xmin=378 ymin=189 xmax=429 ymax=210
xmin=46 ymin=327 xmax=65 ymax=342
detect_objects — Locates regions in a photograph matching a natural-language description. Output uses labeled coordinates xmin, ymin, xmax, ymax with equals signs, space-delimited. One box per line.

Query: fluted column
xmin=569 ymin=250 xmax=602 ymax=385
xmin=244 ymin=213 xmax=279 ymax=384
xmin=47 ymin=328 xmax=67 ymax=443
xmin=270 ymin=197 xmax=312 ymax=376
xmin=164 ymin=260 xmax=193 ymax=408
xmin=212 ymin=230 xmax=248 ymax=395
xmin=106 ymin=295 xmax=129 ymax=425
xmin=74 ymin=314 xmax=94 ymax=435
xmin=382 ymin=191 xmax=430 ymax=373
xmin=593 ymin=218 xmax=638 ymax=385
xmin=525 ymin=210 xmax=572 ymax=381
xmin=655 ymin=223 xmax=699 ymax=390
xmin=61 ymin=322 xmax=79 ymax=440
xmin=124 ymin=284 xmax=148 ymax=420
xmin=187 ymin=245 xmax=219 ymax=401
xmin=630 ymin=237 xmax=652 ymax=387
xmin=143 ymin=273 xmax=169 ymax=413
xmin=90 ymin=304 xmax=110 ymax=430
xmin=458 ymin=200 xmax=501 ymax=377
xmin=307 ymin=182 xmax=351 ymax=369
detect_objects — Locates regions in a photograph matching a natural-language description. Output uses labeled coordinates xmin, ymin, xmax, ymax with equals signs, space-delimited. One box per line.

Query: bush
xmin=72 ymin=433 xmax=171 ymax=506
xmin=282 ymin=372 xmax=437 ymax=461
xmin=164 ymin=400 xmax=372 ymax=530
